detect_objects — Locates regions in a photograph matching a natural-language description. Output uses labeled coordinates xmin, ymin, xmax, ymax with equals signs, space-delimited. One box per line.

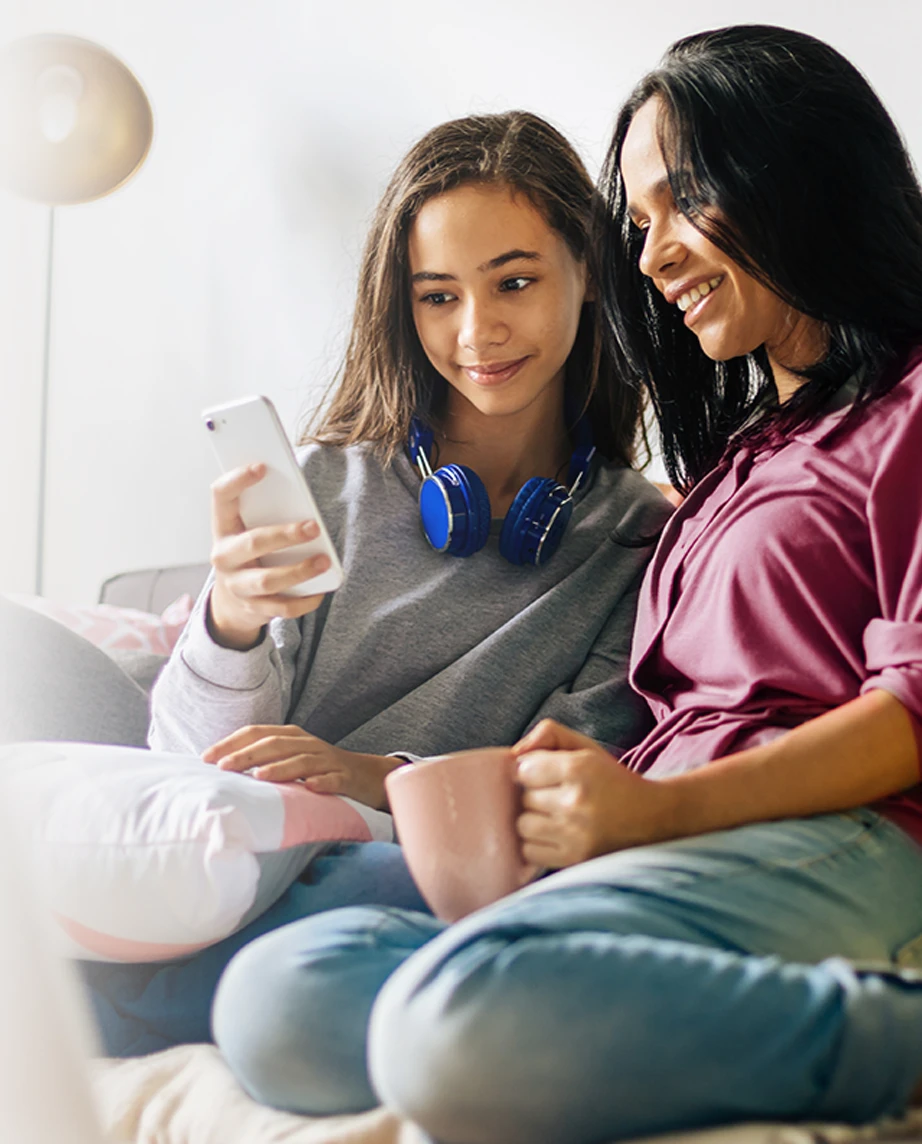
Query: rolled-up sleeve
xmin=860 ymin=384 xmax=922 ymax=730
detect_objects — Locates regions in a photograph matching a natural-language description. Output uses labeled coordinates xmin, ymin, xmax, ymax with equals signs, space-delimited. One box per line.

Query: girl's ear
xmin=584 ymin=275 xmax=598 ymax=303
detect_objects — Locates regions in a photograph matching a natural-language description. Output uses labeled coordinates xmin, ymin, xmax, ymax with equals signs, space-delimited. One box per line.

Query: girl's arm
xmin=147 ymin=584 xmax=304 ymax=755
xmin=526 ymin=574 xmax=654 ymax=755
xmin=148 ymin=461 xmax=328 ymax=756
xmin=513 ymin=690 xmax=920 ymax=868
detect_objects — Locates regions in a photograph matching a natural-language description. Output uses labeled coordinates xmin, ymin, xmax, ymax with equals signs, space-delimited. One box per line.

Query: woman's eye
xmin=420 ymin=292 xmax=454 ymax=306
xmin=499 ymin=276 xmax=532 ymax=293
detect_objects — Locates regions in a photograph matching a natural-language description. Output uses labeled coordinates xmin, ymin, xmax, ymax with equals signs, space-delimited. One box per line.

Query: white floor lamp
xmin=0 ymin=34 xmax=153 ymax=595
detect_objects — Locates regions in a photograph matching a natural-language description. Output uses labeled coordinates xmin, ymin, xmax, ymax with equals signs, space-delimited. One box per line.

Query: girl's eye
xmin=499 ymin=276 xmax=533 ymax=293
xmin=419 ymin=291 xmax=455 ymax=306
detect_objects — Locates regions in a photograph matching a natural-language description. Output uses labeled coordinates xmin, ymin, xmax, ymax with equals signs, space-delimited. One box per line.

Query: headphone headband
xmin=408 ymin=415 xmax=595 ymax=566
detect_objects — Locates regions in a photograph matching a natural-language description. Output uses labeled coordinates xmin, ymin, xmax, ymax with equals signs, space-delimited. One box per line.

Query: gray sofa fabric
xmin=0 ymin=564 xmax=210 ymax=747
xmin=99 ymin=564 xmax=210 ymax=613
xmin=0 ymin=594 xmax=151 ymax=748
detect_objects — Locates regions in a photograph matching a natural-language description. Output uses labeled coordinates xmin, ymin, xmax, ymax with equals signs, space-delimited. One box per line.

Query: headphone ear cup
xmin=419 ymin=464 xmax=491 ymax=557
xmin=500 ymin=478 xmax=574 ymax=566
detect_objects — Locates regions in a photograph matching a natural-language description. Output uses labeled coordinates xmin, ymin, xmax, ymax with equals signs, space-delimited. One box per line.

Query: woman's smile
xmin=673 ymin=276 xmax=724 ymax=323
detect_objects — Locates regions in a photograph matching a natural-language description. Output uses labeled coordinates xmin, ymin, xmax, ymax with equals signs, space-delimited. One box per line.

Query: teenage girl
xmin=84 ymin=111 xmax=669 ymax=1055
xmin=211 ymin=28 xmax=922 ymax=1142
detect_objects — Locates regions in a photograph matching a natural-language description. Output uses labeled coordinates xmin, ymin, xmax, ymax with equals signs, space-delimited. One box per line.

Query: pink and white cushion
xmin=1 ymin=741 xmax=393 ymax=963
xmin=8 ymin=594 xmax=194 ymax=655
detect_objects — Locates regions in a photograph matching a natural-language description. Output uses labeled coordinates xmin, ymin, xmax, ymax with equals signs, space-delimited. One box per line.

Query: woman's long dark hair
xmin=598 ymin=24 xmax=922 ymax=491
xmin=308 ymin=111 xmax=641 ymax=466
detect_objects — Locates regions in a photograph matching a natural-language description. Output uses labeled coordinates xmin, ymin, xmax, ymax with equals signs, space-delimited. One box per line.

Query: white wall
xmin=1 ymin=0 xmax=919 ymax=602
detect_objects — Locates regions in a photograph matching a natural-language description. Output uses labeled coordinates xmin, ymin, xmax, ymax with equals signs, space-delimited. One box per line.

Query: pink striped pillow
xmin=3 ymin=742 xmax=393 ymax=962
xmin=8 ymin=594 xmax=194 ymax=655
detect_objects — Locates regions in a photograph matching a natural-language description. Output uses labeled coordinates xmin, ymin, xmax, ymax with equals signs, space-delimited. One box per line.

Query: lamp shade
xmin=0 ymin=34 xmax=152 ymax=205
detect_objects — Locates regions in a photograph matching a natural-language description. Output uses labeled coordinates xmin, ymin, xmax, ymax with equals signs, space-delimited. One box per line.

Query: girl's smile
xmin=461 ymin=356 xmax=531 ymax=387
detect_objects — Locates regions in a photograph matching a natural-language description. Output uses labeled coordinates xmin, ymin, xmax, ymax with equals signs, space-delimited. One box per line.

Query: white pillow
xmin=0 ymin=741 xmax=393 ymax=963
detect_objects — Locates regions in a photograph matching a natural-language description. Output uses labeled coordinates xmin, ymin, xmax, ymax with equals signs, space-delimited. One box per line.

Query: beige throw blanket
xmin=92 ymin=1044 xmax=922 ymax=1144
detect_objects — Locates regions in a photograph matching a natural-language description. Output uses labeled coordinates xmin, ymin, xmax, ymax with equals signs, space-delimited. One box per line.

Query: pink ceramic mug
xmin=385 ymin=748 xmax=538 ymax=923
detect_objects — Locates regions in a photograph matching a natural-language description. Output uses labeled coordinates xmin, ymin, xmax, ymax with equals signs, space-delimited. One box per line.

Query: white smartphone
xmin=202 ymin=395 xmax=344 ymax=597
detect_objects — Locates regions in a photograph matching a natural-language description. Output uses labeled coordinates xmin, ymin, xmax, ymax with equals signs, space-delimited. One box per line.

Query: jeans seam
xmin=564 ymin=813 xmax=890 ymax=898
xmin=745 ymin=814 xmax=885 ymax=875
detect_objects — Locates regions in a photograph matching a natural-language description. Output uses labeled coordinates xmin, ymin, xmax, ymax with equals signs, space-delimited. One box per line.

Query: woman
xmin=82 ymin=111 xmax=667 ymax=1056
xmin=211 ymin=26 xmax=922 ymax=1141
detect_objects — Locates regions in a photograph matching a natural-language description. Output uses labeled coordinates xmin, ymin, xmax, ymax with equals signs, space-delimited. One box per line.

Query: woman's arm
xmin=513 ymin=690 xmax=920 ymax=868
xmin=657 ymin=688 xmax=919 ymax=836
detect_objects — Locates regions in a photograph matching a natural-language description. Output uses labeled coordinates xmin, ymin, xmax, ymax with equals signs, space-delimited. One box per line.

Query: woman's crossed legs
xmin=213 ymin=809 xmax=922 ymax=1143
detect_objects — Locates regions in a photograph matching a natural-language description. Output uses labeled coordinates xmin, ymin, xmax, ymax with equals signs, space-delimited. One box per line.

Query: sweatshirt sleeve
xmin=526 ymin=567 xmax=654 ymax=755
xmin=147 ymin=576 xmax=303 ymax=755
xmin=859 ymin=384 xmax=922 ymax=738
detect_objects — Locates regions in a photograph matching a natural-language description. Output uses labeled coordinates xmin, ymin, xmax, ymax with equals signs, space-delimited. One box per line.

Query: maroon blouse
xmin=621 ymin=350 xmax=922 ymax=838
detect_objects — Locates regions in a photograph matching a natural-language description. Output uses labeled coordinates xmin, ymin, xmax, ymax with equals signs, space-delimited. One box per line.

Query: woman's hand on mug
xmin=208 ymin=464 xmax=331 ymax=649
xmin=513 ymin=719 xmax=672 ymax=867
xmin=202 ymin=723 xmax=399 ymax=810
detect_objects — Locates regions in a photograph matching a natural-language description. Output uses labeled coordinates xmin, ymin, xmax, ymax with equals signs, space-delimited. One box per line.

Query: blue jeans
xmin=79 ymin=841 xmax=427 ymax=1056
xmin=212 ymin=810 xmax=922 ymax=1141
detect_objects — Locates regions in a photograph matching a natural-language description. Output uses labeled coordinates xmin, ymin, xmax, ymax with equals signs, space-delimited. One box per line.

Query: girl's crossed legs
xmin=213 ymin=809 xmax=922 ymax=1143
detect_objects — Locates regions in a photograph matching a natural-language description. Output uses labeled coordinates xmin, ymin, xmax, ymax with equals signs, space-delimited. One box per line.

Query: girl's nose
xmin=459 ymin=297 xmax=509 ymax=352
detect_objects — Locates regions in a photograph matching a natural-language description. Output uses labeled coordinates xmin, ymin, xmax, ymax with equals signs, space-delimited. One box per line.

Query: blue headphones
xmin=407 ymin=416 xmax=596 ymax=566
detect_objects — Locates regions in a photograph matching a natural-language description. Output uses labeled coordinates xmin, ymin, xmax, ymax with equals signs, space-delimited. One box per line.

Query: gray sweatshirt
xmin=149 ymin=444 xmax=672 ymax=758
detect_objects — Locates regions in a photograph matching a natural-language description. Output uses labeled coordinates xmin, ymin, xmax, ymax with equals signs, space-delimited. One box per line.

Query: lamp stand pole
xmin=35 ymin=205 xmax=55 ymax=596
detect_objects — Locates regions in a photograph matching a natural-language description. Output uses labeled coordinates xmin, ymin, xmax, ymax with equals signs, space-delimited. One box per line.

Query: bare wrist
xmin=206 ymin=589 xmax=265 ymax=651
xmin=368 ymin=754 xmax=403 ymax=811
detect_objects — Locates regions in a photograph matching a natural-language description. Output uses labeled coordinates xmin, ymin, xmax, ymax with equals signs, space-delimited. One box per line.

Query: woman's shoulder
xmin=844 ymin=348 xmax=922 ymax=447
xmin=589 ymin=462 xmax=675 ymax=548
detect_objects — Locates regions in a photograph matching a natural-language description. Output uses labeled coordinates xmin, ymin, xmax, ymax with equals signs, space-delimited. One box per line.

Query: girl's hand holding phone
xmin=208 ymin=463 xmax=332 ymax=650
xmin=512 ymin=720 xmax=673 ymax=867
xmin=202 ymin=723 xmax=399 ymax=810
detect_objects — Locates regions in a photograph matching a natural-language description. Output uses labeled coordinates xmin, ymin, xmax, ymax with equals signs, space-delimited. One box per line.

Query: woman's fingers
xmin=516 ymin=808 xmax=559 ymax=841
xmin=520 ymin=785 xmax=570 ymax=814
xmin=515 ymin=749 xmax=570 ymax=788
xmin=516 ymin=810 xmax=566 ymax=867
xmin=513 ymin=719 xmax=598 ymax=756
xmin=520 ymin=838 xmax=564 ymax=868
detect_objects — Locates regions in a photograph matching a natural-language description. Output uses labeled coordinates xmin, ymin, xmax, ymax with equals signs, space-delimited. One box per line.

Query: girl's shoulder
xmin=295 ymin=439 xmax=391 ymax=478
xmin=295 ymin=439 xmax=415 ymax=508
xmin=589 ymin=461 xmax=675 ymax=548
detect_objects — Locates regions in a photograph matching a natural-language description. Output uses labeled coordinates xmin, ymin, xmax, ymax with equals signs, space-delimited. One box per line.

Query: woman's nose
xmin=638 ymin=222 xmax=684 ymax=280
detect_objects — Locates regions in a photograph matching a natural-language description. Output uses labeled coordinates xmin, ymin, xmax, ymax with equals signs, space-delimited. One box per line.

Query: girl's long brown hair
xmin=305 ymin=111 xmax=641 ymax=466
